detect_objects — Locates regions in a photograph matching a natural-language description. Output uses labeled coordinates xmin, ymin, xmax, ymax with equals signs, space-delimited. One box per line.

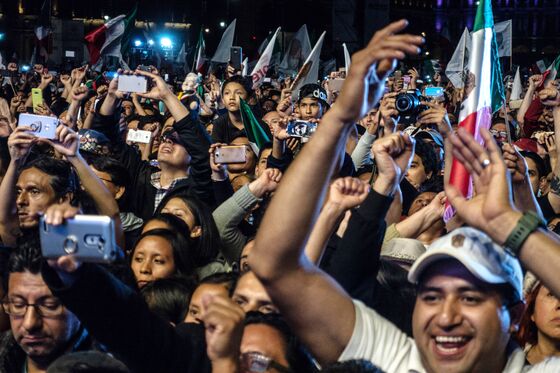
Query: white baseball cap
xmin=408 ymin=227 xmax=523 ymax=302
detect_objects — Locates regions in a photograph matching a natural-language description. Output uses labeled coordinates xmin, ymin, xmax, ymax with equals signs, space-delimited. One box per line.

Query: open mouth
xmin=432 ymin=335 xmax=472 ymax=357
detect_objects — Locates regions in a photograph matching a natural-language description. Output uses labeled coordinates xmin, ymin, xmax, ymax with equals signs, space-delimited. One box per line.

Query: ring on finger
xmin=481 ymin=159 xmax=491 ymax=169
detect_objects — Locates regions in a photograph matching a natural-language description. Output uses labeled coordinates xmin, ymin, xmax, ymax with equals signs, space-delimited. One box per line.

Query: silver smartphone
xmin=40 ymin=215 xmax=119 ymax=263
xmin=18 ymin=113 xmax=58 ymax=139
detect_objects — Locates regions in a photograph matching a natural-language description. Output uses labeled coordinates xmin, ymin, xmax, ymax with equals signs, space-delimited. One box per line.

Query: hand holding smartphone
xmin=214 ymin=145 xmax=247 ymax=164
xmin=18 ymin=113 xmax=58 ymax=139
xmin=118 ymin=74 xmax=148 ymax=93
xmin=40 ymin=215 xmax=119 ymax=263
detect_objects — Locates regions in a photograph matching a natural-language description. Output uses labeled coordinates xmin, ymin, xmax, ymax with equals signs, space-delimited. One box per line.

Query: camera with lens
xmin=395 ymin=89 xmax=429 ymax=125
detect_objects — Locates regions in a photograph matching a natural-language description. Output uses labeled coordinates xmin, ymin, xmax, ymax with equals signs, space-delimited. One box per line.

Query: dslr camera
xmin=396 ymin=89 xmax=429 ymax=125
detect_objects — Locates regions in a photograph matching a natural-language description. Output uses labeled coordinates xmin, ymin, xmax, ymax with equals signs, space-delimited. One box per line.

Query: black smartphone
xmin=230 ymin=47 xmax=243 ymax=71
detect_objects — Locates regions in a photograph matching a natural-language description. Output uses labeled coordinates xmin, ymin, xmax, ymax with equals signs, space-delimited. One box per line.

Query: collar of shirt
xmin=150 ymin=171 xmax=189 ymax=191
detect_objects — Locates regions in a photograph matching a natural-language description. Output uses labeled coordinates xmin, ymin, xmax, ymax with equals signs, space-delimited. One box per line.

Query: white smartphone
xmin=18 ymin=113 xmax=58 ymax=139
xmin=117 ymin=75 xmax=148 ymax=93
xmin=126 ymin=129 xmax=152 ymax=144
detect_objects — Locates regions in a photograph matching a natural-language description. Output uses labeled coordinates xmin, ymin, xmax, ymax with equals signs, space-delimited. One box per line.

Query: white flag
xmin=445 ymin=28 xmax=471 ymax=88
xmin=343 ymin=43 xmax=351 ymax=74
xmin=251 ymin=27 xmax=281 ymax=89
xmin=241 ymin=57 xmax=249 ymax=77
xmin=291 ymin=31 xmax=326 ymax=99
xmin=175 ymin=43 xmax=186 ymax=64
xmin=510 ymin=66 xmax=522 ymax=101
xmin=211 ymin=19 xmax=236 ymax=63
xmin=279 ymin=25 xmax=311 ymax=76
xmin=494 ymin=20 xmax=512 ymax=57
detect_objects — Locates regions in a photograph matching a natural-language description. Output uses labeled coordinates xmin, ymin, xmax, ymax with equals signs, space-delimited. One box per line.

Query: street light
xmin=219 ymin=21 xmax=226 ymax=28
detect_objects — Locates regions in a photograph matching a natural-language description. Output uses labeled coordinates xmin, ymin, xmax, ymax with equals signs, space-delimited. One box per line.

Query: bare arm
xmin=394 ymin=191 xmax=445 ymax=239
xmin=517 ymin=75 xmax=541 ymax=125
xmin=250 ymin=20 xmax=423 ymax=364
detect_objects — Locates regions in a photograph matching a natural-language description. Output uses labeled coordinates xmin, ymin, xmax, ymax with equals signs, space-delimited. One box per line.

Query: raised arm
xmin=446 ymin=127 xmax=560 ymax=299
xmin=516 ymin=75 xmax=541 ymax=126
xmin=44 ymin=125 xmax=125 ymax=249
xmin=0 ymin=127 xmax=35 ymax=245
xmin=249 ymin=19 xmax=423 ymax=364
xmin=305 ymin=177 xmax=370 ymax=264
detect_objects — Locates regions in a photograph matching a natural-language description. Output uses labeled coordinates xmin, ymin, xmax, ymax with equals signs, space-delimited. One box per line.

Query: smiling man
xmin=0 ymin=244 xmax=91 ymax=373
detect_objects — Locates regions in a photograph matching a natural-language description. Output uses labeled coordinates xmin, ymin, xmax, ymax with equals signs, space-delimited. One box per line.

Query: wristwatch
xmin=504 ymin=211 xmax=546 ymax=257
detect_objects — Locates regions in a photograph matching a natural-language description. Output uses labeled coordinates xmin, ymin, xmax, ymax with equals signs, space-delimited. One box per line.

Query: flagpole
xmin=502 ymin=99 xmax=512 ymax=144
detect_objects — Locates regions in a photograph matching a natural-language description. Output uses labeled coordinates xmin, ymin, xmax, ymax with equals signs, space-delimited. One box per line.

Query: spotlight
xmin=133 ymin=40 xmax=143 ymax=47
xmin=21 ymin=65 xmax=30 ymax=72
xmin=219 ymin=21 xmax=226 ymax=28
xmin=147 ymin=39 xmax=155 ymax=46
xmin=160 ymin=37 xmax=173 ymax=49
xmin=103 ymin=15 xmax=109 ymax=21
xmin=425 ymin=51 xmax=430 ymax=56
xmin=0 ymin=33 xmax=4 ymax=40
xmin=204 ymin=28 xmax=210 ymax=33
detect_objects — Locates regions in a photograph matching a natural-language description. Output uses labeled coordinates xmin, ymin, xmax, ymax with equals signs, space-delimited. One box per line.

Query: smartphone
xmin=424 ymin=86 xmax=444 ymax=98
xmin=230 ymin=47 xmax=243 ymax=71
xmin=18 ymin=113 xmax=58 ymax=139
xmin=126 ymin=129 xmax=152 ymax=144
xmin=31 ymin=88 xmax=43 ymax=113
xmin=138 ymin=65 xmax=151 ymax=72
xmin=286 ymin=120 xmax=318 ymax=138
xmin=117 ymin=75 xmax=148 ymax=93
xmin=214 ymin=145 xmax=247 ymax=164
xmin=40 ymin=215 xmax=119 ymax=263
xmin=329 ymin=78 xmax=345 ymax=92
xmin=403 ymin=76 xmax=411 ymax=90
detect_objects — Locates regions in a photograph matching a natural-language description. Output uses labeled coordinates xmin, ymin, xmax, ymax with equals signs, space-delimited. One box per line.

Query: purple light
xmin=437 ymin=0 xmax=443 ymax=7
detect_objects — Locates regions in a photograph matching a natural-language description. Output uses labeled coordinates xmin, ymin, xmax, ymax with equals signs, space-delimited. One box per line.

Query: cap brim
xmin=407 ymin=248 xmax=508 ymax=286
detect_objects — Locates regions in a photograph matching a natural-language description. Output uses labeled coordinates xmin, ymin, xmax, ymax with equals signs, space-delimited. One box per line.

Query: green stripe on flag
xmin=239 ymin=98 xmax=271 ymax=153
xmin=473 ymin=0 xmax=494 ymax=32
xmin=490 ymin=29 xmax=505 ymax=113
xmin=121 ymin=4 xmax=138 ymax=56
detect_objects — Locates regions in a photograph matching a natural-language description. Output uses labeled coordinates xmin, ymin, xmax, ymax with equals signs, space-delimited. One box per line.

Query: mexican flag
xmin=543 ymin=54 xmax=560 ymax=87
xmin=239 ymin=98 xmax=271 ymax=155
xmin=85 ymin=7 xmax=136 ymax=65
xmin=193 ymin=29 xmax=206 ymax=72
xmin=445 ymin=0 xmax=505 ymax=220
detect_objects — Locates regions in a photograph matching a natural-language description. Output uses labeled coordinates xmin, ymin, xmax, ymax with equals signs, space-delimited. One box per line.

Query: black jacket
xmin=42 ymin=263 xmax=211 ymax=373
xmin=92 ymin=111 xmax=214 ymax=220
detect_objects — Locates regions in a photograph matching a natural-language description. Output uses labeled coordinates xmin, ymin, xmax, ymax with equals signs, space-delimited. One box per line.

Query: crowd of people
xmin=1 ymin=17 xmax=560 ymax=373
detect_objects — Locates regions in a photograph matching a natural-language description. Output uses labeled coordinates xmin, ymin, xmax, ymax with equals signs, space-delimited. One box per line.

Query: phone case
xmin=18 ymin=113 xmax=58 ymax=139
xmin=230 ymin=47 xmax=243 ymax=70
xmin=126 ymin=129 xmax=152 ymax=144
xmin=40 ymin=215 xmax=118 ymax=263
xmin=31 ymin=88 xmax=43 ymax=111
xmin=117 ymin=75 xmax=148 ymax=93
xmin=286 ymin=121 xmax=318 ymax=138
xmin=214 ymin=146 xmax=247 ymax=164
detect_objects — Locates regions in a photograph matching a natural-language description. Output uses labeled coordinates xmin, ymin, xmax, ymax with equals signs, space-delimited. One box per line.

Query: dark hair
xmin=155 ymin=193 xmax=221 ymax=267
xmin=244 ymin=311 xmax=317 ymax=373
xmin=322 ymin=360 xmax=384 ymax=373
xmin=374 ymin=259 xmax=417 ymax=336
xmin=221 ymin=75 xmax=254 ymax=98
xmin=140 ymin=277 xmax=195 ymax=325
xmin=131 ymin=228 xmax=196 ymax=278
xmin=20 ymin=156 xmax=78 ymax=205
xmin=199 ymin=271 xmax=238 ymax=290
xmin=3 ymin=240 xmax=43 ymax=292
xmin=88 ymin=156 xmax=130 ymax=188
xmin=520 ymin=151 xmax=548 ymax=180
xmin=143 ymin=213 xmax=191 ymax=236
xmin=257 ymin=142 xmax=273 ymax=160
xmin=413 ymin=139 xmax=439 ymax=189
xmin=515 ymin=282 xmax=542 ymax=347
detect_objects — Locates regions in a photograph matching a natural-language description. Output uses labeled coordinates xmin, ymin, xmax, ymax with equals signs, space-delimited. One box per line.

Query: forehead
xmin=414 ymin=192 xmax=436 ymax=203
xmin=263 ymin=112 xmax=281 ymax=122
xmin=135 ymin=235 xmax=173 ymax=256
xmin=17 ymin=167 xmax=53 ymax=189
xmin=192 ymin=283 xmax=228 ymax=302
xmin=299 ymin=97 xmax=319 ymax=105
xmin=234 ymin=272 xmax=267 ymax=296
xmin=224 ymin=82 xmax=247 ymax=93
xmin=8 ymin=271 xmax=52 ymax=298
xmin=231 ymin=137 xmax=250 ymax=145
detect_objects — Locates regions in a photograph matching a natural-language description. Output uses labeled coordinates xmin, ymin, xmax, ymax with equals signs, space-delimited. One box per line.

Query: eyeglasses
xmin=240 ymin=351 xmax=292 ymax=373
xmin=490 ymin=129 xmax=508 ymax=139
xmin=1 ymin=299 xmax=64 ymax=318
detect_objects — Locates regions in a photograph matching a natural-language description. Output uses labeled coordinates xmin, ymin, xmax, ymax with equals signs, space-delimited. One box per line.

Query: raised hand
xmin=60 ymin=74 xmax=72 ymax=87
xmin=73 ymin=65 xmax=88 ymax=85
xmin=209 ymin=143 xmax=228 ymax=174
xmin=35 ymin=102 xmax=53 ymax=117
xmin=331 ymin=20 xmax=423 ymax=124
xmin=371 ymin=132 xmax=415 ymax=195
xmin=539 ymin=86 xmax=560 ymax=107
xmin=45 ymin=125 xmax=79 ymax=158
xmin=7 ymin=63 xmax=17 ymax=72
xmin=417 ymin=100 xmax=452 ymax=137
xmin=379 ymin=92 xmax=399 ymax=130
xmin=445 ymin=128 xmax=521 ymax=245
xmin=7 ymin=127 xmax=36 ymax=161
xmin=201 ymin=294 xmax=245 ymax=366
xmin=249 ymin=168 xmax=283 ymax=197
xmin=40 ymin=73 xmax=53 ymax=88
xmin=528 ymin=74 xmax=544 ymax=90
xmin=502 ymin=142 xmax=528 ymax=184
xmin=132 ymin=69 xmax=173 ymax=101
xmin=327 ymin=177 xmax=370 ymax=211
xmin=71 ymin=86 xmax=89 ymax=102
